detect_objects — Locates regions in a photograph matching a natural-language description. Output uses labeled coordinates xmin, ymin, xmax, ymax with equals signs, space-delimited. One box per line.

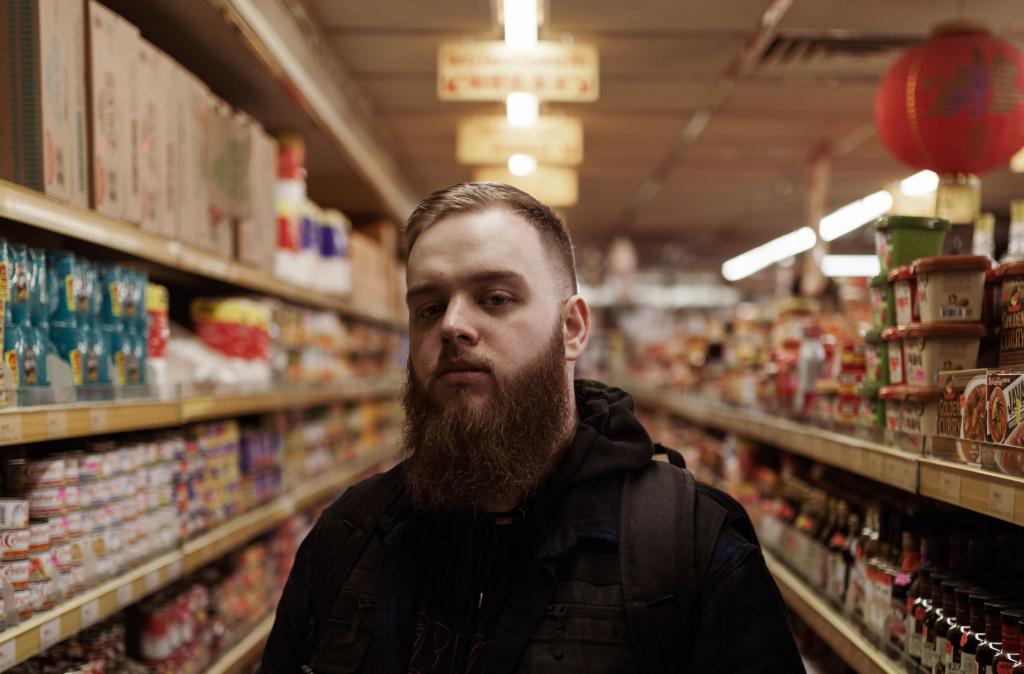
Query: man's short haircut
xmin=404 ymin=182 xmax=577 ymax=297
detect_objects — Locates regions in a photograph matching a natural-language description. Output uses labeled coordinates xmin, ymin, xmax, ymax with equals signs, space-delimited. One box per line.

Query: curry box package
xmin=932 ymin=369 xmax=987 ymax=466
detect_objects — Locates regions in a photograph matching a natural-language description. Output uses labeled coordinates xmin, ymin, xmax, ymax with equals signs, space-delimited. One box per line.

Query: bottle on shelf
xmin=889 ymin=531 xmax=920 ymax=650
xmin=933 ymin=580 xmax=973 ymax=674
xmin=921 ymin=572 xmax=957 ymax=672
xmin=960 ymin=593 xmax=1012 ymax=674
xmin=825 ymin=502 xmax=851 ymax=603
xmin=945 ymin=585 xmax=987 ymax=673
xmin=815 ymin=495 xmax=837 ymax=589
xmin=989 ymin=608 xmax=1024 ymax=674
xmin=907 ymin=567 xmax=934 ymax=662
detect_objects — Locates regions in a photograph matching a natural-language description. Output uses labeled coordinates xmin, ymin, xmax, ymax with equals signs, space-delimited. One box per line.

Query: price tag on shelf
xmin=0 ymin=640 xmax=15 ymax=672
xmin=39 ymin=617 xmax=61 ymax=651
xmin=46 ymin=411 xmax=67 ymax=439
xmin=939 ymin=472 xmax=962 ymax=506
xmin=989 ymin=483 xmax=1016 ymax=522
xmin=866 ymin=452 xmax=885 ymax=479
xmin=168 ymin=560 xmax=183 ymax=580
xmin=144 ymin=571 xmax=159 ymax=594
xmin=842 ymin=446 xmax=861 ymax=472
xmin=116 ymin=582 xmax=133 ymax=608
xmin=89 ymin=408 xmax=107 ymax=432
xmin=80 ymin=599 xmax=99 ymax=628
xmin=0 ymin=415 xmax=21 ymax=444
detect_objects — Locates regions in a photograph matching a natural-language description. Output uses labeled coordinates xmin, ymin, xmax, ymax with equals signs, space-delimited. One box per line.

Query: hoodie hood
xmin=536 ymin=379 xmax=655 ymax=497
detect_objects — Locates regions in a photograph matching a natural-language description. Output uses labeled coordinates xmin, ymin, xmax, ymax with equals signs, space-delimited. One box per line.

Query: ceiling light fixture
xmin=721 ymin=227 xmax=817 ymax=282
xmin=899 ymin=170 xmax=940 ymax=196
xmin=503 ymin=0 xmax=538 ymax=49
xmin=508 ymin=153 xmax=538 ymax=176
xmin=821 ymin=255 xmax=881 ymax=277
xmin=819 ymin=190 xmax=894 ymax=242
xmin=506 ymin=92 xmax=539 ymax=127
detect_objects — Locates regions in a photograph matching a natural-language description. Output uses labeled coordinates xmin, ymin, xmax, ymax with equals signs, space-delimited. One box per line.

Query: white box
xmin=118 ymin=15 xmax=142 ymax=224
xmin=87 ymin=0 xmax=123 ymax=217
xmin=136 ymin=40 xmax=164 ymax=235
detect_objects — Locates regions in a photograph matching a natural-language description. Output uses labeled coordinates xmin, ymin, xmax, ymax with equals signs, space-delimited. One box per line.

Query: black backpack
xmin=304 ymin=444 xmax=760 ymax=673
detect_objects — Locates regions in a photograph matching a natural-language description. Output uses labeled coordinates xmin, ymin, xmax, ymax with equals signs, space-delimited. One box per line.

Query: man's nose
xmin=440 ymin=296 xmax=479 ymax=345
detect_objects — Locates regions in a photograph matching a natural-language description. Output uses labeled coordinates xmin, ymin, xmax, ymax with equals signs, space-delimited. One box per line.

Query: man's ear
xmin=563 ymin=295 xmax=590 ymax=362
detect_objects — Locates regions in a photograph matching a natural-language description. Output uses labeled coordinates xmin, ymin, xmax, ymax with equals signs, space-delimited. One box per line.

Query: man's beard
xmin=400 ymin=324 xmax=575 ymax=513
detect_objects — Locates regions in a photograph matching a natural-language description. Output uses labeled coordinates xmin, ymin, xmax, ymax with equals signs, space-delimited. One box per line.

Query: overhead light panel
xmin=900 ymin=170 xmax=940 ymax=196
xmin=721 ymin=227 xmax=817 ymax=282
xmin=819 ymin=191 xmax=894 ymax=242
xmin=821 ymin=255 xmax=881 ymax=277
xmin=508 ymin=153 xmax=538 ymax=176
xmin=506 ymin=92 xmax=539 ymax=127
xmin=503 ymin=0 xmax=538 ymax=49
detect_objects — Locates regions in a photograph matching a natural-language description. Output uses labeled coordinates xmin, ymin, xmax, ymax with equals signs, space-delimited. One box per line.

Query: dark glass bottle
xmin=908 ymin=567 xmax=935 ymax=661
xmin=991 ymin=608 xmax=1024 ymax=674
xmin=946 ymin=586 xmax=992 ymax=673
xmin=934 ymin=580 xmax=972 ymax=673
xmin=890 ymin=531 xmax=921 ymax=650
xmin=962 ymin=595 xmax=1014 ymax=674
xmin=921 ymin=573 xmax=956 ymax=672
xmin=825 ymin=502 xmax=851 ymax=603
xmin=977 ymin=603 xmax=1024 ymax=674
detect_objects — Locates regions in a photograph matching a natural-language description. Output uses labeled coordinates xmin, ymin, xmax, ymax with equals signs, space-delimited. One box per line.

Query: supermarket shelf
xmin=625 ymin=382 xmax=919 ymax=493
xmin=0 ymin=446 xmax=396 ymax=672
xmin=203 ymin=614 xmax=275 ymax=674
xmin=0 ymin=376 xmax=401 ymax=447
xmin=0 ymin=180 xmax=407 ymax=329
xmin=764 ymin=549 xmax=902 ymax=674
xmin=918 ymin=457 xmax=1024 ymax=526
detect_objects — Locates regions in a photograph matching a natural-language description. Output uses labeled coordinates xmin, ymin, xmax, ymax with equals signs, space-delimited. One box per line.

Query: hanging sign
xmin=457 ymin=115 xmax=583 ymax=166
xmin=438 ymin=41 xmax=599 ymax=102
xmin=473 ymin=165 xmax=578 ymax=207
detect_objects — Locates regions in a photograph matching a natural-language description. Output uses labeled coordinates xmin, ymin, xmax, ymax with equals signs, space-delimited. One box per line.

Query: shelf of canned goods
xmin=0 ymin=377 xmax=400 ymax=448
xmin=623 ymin=381 xmax=921 ymax=493
xmin=0 ymin=445 xmax=395 ymax=672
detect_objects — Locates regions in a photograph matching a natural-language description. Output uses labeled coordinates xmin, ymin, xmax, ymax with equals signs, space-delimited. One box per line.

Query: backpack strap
xmin=620 ymin=460 xmax=728 ymax=673
xmin=307 ymin=465 xmax=406 ymax=653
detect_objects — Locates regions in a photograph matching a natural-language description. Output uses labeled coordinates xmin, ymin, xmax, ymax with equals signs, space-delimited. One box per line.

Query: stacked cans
xmin=0 ymin=497 xmax=29 ymax=624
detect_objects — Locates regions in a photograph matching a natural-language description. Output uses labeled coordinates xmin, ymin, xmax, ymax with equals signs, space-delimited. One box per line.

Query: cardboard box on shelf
xmin=87 ymin=0 xmax=124 ymax=217
xmin=237 ymin=120 xmax=277 ymax=271
xmin=154 ymin=47 xmax=178 ymax=240
xmin=67 ymin=0 xmax=88 ymax=209
xmin=136 ymin=39 xmax=164 ymax=235
xmin=204 ymin=93 xmax=235 ymax=257
xmin=1 ymin=0 xmax=76 ymax=202
xmin=118 ymin=15 xmax=142 ymax=224
xmin=177 ymin=67 xmax=209 ymax=250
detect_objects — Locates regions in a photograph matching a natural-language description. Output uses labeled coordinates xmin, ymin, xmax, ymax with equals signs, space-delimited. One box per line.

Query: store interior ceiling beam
xmin=616 ymin=0 xmax=794 ymax=230
xmin=208 ymin=0 xmax=420 ymax=223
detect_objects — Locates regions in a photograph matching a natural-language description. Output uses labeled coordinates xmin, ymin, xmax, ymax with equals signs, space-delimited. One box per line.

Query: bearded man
xmin=258 ymin=183 xmax=805 ymax=674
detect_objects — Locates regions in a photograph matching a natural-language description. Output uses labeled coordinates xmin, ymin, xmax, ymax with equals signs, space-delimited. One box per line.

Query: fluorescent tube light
xmin=819 ymin=191 xmax=894 ymax=242
xmin=721 ymin=227 xmax=817 ymax=282
xmin=508 ymin=153 xmax=538 ymax=176
xmin=821 ymin=255 xmax=881 ymax=277
xmin=506 ymin=92 xmax=539 ymax=127
xmin=900 ymin=170 xmax=940 ymax=196
xmin=504 ymin=0 xmax=538 ymax=49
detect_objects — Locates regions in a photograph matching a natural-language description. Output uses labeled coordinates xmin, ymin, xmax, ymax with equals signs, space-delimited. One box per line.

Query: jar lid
xmin=911 ymin=255 xmax=992 ymax=274
xmin=897 ymin=323 xmax=988 ymax=339
xmin=898 ymin=385 xmax=940 ymax=402
xmin=998 ymin=260 xmax=1024 ymax=277
xmin=881 ymin=326 xmax=901 ymax=341
xmin=873 ymin=215 xmax=951 ymax=232
xmin=887 ymin=265 xmax=914 ymax=283
xmin=869 ymin=273 xmax=889 ymax=287
xmin=863 ymin=327 xmax=884 ymax=343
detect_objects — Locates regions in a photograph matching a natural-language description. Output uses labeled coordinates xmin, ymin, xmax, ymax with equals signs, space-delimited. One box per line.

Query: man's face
xmin=406 ymin=209 xmax=567 ymax=405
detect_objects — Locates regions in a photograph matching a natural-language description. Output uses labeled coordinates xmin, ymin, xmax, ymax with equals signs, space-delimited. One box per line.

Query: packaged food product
xmin=0 ymin=530 xmax=29 ymax=561
xmin=28 ymin=523 xmax=49 ymax=554
xmin=0 ymin=499 xmax=29 ymax=530
xmin=982 ymin=268 xmax=1001 ymax=334
xmin=23 ymin=487 xmax=67 ymax=518
xmin=934 ymin=369 xmax=987 ymax=466
xmin=911 ymin=255 xmax=991 ymax=323
xmin=880 ymin=386 xmax=901 ymax=447
xmin=29 ymin=578 xmax=54 ymax=611
xmin=898 ymin=386 xmax=939 ymax=455
xmin=27 ymin=552 xmax=51 ymax=583
xmin=882 ymin=327 xmax=904 ymax=385
xmin=5 ymin=458 xmax=65 ymax=490
xmin=836 ymin=395 xmax=860 ymax=426
xmin=999 ymin=260 xmax=1024 ymax=366
xmin=898 ymin=323 xmax=987 ymax=388
xmin=13 ymin=588 xmax=31 ymax=621
xmin=864 ymin=329 xmax=889 ymax=387
xmin=889 ymin=265 xmax=919 ymax=325
xmin=870 ymin=274 xmax=896 ymax=328
xmin=1 ymin=559 xmax=29 ymax=589
xmin=874 ymin=215 xmax=950 ymax=274
xmin=858 ymin=385 xmax=884 ymax=443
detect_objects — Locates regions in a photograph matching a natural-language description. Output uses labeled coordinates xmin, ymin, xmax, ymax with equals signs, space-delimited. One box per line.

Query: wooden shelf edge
xmin=202 ymin=614 xmax=275 ymax=674
xmin=763 ymin=550 xmax=904 ymax=674
xmin=0 ymin=447 xmax=396 ymax=672
xmin=0 ymin=180 xmax=407 ymax=329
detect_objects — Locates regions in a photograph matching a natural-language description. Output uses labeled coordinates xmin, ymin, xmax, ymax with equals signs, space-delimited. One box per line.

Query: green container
xmin=857 ymin=384 xmax=885 ymax=443
xmin=868 ymin=275 xmax=895 ymax=329
xmin=874 ymin=215 xmax=950 ymax=274
xmin=864 ymin=328 xmax=889 ymax=387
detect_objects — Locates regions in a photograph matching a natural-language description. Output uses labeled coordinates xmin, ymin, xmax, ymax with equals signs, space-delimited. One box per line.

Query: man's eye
xmin=483 ymin=295 xmax=509 ymax=306
xmin=418 ymin=304 xmax=444 ymax=318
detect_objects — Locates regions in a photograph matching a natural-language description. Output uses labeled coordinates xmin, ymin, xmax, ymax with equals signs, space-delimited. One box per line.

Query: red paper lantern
xmin=874 ymin=23 xmax=1024 ymax=175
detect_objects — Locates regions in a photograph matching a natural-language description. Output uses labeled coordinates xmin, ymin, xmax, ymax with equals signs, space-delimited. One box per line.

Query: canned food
xmin=23 ymin=487 xmax=66 ymax=517
xmin=58 ymin=570 xmax=74 ymax=600
xmin=71 ymin=564 xmax=85 ymax=592
xmin=66 ymin=512 xmax=82 ymax=538
xmin=51 ymin=544 xmax=71 ymax=573
xmin=47 ymin=516 xmax=68 ymax=545
xmin=134 ymin=493 xmax=146 ymax=517
xmin=104 ymin=477 xmax=121 ymax=502
xmin=14 ymin=588 xmax=31 ymax=620
xmin=65 ymin=484 xmax=79 ymax=512
xmin=2 ymin=559 xmax=30 ymax=589
xmin=106 ymin=503 xmax=120 ymax=527
xmin=61 ymin=453 xmax=80 ymax=484
xmin=0 ymin=597 xmax=7 ymax=631
xmin=0 ymin=530 xmax=29 ymax=560
xmin=117 ymin=449 xmax=132 ymax=475
xmin=81 ymin=507 xmax=108 ymax=534
xmin=27 ymin=552 xmax=51 ymax=582
xmin=28 ymin=523 xmax=49 ymax=553
xmin=0 ymin=499 xmax=28 ymax=530
xmin=6 ymin=459 xmax=64 ymax=490
xmin=29 ymin=579 xmax=54 ymax=612
xmin=121 ymin=521 xmax=136 ymax=546
xmin=81 ymin=480 xmax=107 ymax=508
xmin=102 ymin=451 xmax=118 ymax=478
xmin=68 ymin=538 xmax=83 ymax=566
xmin=85 ymin=533 xmax=106 ymax=559
xmin=79 ymin=454 xmax=102 ymax=482
xmin=104 ymin=527 xmax=121 ymax=554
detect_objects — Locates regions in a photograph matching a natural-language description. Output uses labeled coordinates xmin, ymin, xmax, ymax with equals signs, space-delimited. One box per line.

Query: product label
xmin=109 ymin=282 xmax=122 ymax=316
xmin=4 ymin=351 xmax=18 ymax=389
xmin=988 ymin=371 xmax=1024 ymax=445
xmin=922 ymin=639 xmax=938 ymax=668
xmin=998 ymin=662 xmax=1014 ymax=673
xmin=962 ymin=652 xmax=975 ymax=673
xmin=0 ymin=264 xmax=7 ymax=301
xmin=920 ymin=270 xmax=982 ymax=322
xmin=889 ymin=339 xmax=905 ymax=384
xmin=70 ymin=349 xmax=83 ymax=386
xmin=909 ymin=629 xmax=923 ymax=657
xmin=1002 ymin=276 xmax=1024 ymax=365
xmin=65 ymin=274 xmax=75 ymax=311
xmin=895 ymin=280 xmax=915 ymax=324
